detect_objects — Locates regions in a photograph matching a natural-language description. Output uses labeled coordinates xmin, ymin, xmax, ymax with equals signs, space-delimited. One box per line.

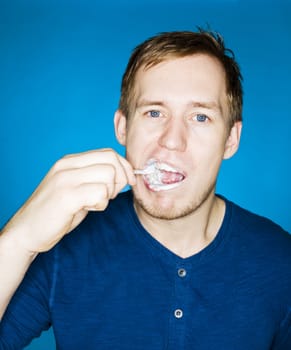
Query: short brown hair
xmin=119 ymin=28 xmax=243 ymax=127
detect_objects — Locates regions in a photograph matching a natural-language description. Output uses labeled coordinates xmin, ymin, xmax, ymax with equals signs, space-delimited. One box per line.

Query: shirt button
xmin=178 ymin=268 xmax=187 ymax=277
xmin=174 ymin=309 xmax=183 ymax=319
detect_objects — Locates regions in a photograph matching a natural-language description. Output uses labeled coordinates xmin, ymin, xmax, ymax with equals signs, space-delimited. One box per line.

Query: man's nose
xmin=158 ymin=117 xmax=187 ymax=152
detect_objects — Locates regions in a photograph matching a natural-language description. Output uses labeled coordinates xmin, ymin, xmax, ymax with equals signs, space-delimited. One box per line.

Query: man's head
xmin=119 ymin=28 xmax=243 ymax=128
xmin=114 ymin=29 xmax=243 ymax=221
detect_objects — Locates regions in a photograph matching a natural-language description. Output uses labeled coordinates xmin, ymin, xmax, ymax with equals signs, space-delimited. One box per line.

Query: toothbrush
xmin=133 ymin=162 xmax=157 ymax=175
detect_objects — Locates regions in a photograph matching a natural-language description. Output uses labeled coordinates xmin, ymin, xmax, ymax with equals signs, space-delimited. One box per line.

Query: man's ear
xmin=114 ymin=110 xmax=127 ymax=146
xmin=223 ymin=121 xmax=242 ymax=159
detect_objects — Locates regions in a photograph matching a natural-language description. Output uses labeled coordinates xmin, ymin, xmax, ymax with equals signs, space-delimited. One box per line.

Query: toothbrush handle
xmin=133 ymin=169 xmax=147 ymax=175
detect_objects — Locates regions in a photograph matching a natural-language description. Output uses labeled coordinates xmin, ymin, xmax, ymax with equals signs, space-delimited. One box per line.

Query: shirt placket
xmin=167 ymin=262 xmax=192 ymax=349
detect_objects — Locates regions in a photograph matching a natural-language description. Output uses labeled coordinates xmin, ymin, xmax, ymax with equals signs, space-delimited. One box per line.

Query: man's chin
xmin=132 ymin=183 xmax=216 ymax=221
xmin=133 ymin=192 xmax=195 ymax=221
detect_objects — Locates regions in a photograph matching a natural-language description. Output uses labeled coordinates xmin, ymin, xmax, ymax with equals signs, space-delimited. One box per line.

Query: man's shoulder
xmin=225 ymin=197 xmax=291 ymax=259
xmin=228 ymin=197 xmax=289 ymax=235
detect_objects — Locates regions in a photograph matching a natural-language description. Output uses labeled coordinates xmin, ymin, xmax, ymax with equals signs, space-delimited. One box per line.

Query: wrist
xmin=0 ymin=225 xmax=38 ymax=263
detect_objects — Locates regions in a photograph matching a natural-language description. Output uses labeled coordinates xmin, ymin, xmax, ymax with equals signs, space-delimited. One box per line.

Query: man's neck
xmin=134 ymin=194 xmax=226 ymax=258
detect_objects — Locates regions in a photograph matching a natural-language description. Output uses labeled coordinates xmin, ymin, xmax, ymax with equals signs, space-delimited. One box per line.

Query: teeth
xmin=144 ymin=160 xmax=180 ymax=173
xmin=157 ymin=162 xmax=178 ymax=172
xmin=140 ymin=160 xmax=184 ymax=192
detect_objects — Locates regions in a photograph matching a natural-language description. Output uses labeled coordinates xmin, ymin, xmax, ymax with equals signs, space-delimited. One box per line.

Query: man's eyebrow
xmin=189 ymin=101 xmax=222 ymax=113
xmin=136 ymin=99 xmax=166 ymax=108
xmin=136 ymin=99 xmax=222 ymax=113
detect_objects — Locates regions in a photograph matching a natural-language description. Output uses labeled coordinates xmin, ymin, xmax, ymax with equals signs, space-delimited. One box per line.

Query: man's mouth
xmin=135 ymin=160 xmax=186 ymax=192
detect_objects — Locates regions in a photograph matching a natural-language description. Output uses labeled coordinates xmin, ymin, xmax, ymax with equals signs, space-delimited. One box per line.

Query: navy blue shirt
xmin=1 ymin=191 xmax=291 ymax=349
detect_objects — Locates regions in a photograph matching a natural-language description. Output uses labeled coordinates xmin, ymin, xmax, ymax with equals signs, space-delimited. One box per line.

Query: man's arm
xmin=0 ymin=228 xmax=37 ymax=320
xmin=0 ymin=149 xmax=136 ymax=320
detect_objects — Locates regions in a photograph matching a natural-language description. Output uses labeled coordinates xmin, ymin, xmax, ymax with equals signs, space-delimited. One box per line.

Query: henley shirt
xmin=0 ymin=190 xmax=291 ymax=349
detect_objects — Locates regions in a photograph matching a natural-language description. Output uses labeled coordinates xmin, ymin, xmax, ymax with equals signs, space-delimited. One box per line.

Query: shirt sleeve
xmin=0 ymin=249 xmax=56 ymax=349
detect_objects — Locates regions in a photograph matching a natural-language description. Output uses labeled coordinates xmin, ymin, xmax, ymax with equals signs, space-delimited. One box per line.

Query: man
xmin=0 ymin=29 xmax=290 ymax=349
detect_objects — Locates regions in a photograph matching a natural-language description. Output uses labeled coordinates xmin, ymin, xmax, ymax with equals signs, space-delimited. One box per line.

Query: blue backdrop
xmin=0 ymin=0 xmax=290 ymax=348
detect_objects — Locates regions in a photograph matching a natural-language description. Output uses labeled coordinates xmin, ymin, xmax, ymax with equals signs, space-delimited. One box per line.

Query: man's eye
xmin=148 ymin=110 xmax=161 ymax=118
xmin=195 ymin=114 xmax=208 ymax=122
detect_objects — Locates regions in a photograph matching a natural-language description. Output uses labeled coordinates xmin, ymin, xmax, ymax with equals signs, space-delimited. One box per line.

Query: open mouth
xmin=135 ymin=160 xmax=185 ymax=192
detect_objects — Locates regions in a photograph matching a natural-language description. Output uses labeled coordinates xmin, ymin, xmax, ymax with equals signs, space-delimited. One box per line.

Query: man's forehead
xmin=134 ymin=55 xmax=227 ymax=90
xmin=136 ymin=57 xmax=226 ymax=95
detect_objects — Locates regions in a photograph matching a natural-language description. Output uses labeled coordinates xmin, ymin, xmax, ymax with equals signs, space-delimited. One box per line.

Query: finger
xmin=52 ymin=149 xmax=119 ymax=171
xmin=69 ymin=209 xmax=88 ymax=233
xmin=71 ymin=183 xmax=110 ymax=212
xmin=56 ymin=162 xmax=130 ymax=199
xmin=59 ymin=164 xmax=118 ymax=199
xmin=116 ymin=154 xmax=136 ymax=187
xmin=52 ymin=149 xmax=135 ymax=190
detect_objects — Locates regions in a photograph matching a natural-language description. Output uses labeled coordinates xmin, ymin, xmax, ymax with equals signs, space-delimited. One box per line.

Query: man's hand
xmin=3 ymin=149 xmax=136 ymax=253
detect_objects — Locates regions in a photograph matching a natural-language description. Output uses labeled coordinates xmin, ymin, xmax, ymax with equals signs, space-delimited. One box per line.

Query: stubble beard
xmin=132 ymin=182 xmax=216 ymax=221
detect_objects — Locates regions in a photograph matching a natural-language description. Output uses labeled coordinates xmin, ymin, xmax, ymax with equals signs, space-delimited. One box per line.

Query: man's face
xmin=115 ymin=54 xmax=241 ymax=220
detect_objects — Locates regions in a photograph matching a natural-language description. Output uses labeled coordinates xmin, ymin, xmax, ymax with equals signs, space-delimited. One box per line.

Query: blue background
xmin=0 ymin=0 xmax=290 ymax=348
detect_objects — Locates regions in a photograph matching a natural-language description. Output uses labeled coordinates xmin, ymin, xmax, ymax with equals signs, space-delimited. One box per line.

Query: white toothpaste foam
xmin=134 ymin=160 xmax=184 ymax=192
